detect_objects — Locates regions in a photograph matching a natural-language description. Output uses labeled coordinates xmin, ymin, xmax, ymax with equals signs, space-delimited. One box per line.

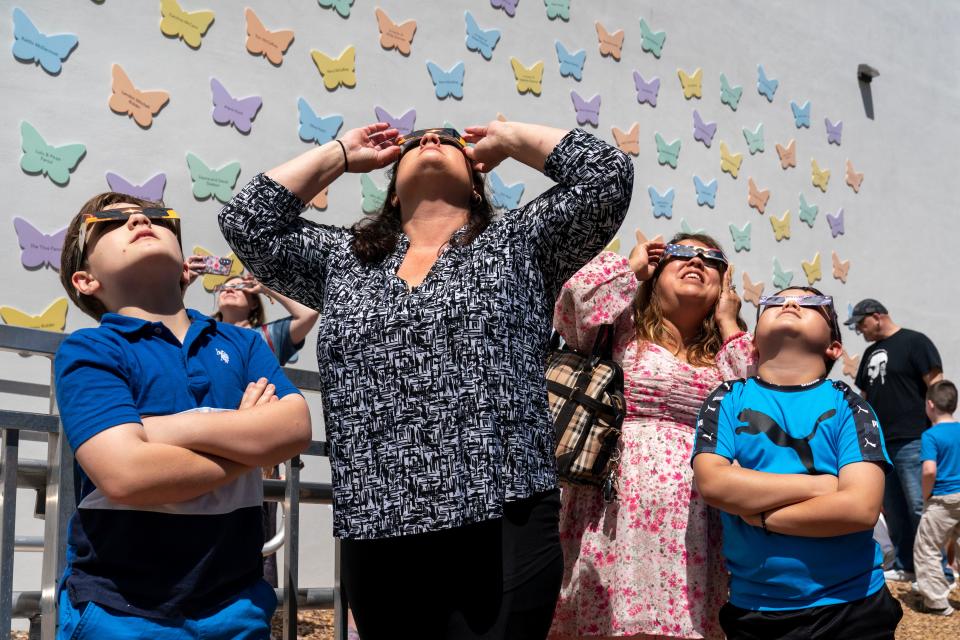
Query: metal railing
xmin=0 ymin=324 xmax=344 ymax=640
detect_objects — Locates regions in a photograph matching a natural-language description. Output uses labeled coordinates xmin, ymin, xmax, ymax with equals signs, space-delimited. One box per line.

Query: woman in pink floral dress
xmin=550 ymin=232 xmax=755 ymax=640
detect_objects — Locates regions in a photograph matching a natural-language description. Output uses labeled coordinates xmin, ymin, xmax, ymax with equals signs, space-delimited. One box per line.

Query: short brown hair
xmin=60 ymin=192 xmax=166 ymax=320
xmin=927 ymin=380 xmax=958 ymax=414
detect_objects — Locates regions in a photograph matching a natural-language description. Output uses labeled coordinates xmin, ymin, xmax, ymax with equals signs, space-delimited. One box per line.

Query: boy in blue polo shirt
xmin=914 ymin=380 xmax=960 ymax=615
xmin=692 ymin=287 xmax=902 ymax=639
xmin=54 ymin=192 xmax=312 ymax=639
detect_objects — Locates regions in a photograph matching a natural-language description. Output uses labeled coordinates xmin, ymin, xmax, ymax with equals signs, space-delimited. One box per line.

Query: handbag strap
xmin=591 ymin=324 xmax=616 ymax=361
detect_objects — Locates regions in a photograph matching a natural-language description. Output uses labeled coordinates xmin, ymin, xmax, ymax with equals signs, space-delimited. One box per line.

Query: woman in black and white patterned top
xmin=219 ymin=121 xmax=632 ymax=639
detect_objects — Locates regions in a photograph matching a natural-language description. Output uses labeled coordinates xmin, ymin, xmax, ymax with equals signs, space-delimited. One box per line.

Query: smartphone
xmin=200 ymin=255 xmax=234 ymax=275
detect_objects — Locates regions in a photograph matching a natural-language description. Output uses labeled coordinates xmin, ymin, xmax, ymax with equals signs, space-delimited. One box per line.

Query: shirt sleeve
xmin=266 ymin=317 xmax=302 ymax=366
xmin=692 ymin=380 xmax=740 ymax=463
xmin=833 ymin=381 xmax=892 ymax=470
xmin=715 ymin=333 xmax=757 ymax=380
xmin=54 ymin=331 xmax=142 ymax=451
xmin=244 ymin=328 xmax=301 ymax=399
xmin=909 ymin=331 xmax=942 ymax=378
xmin=854 ymin=345 xmax=869 ymax=392
xmin=920 ymin=431 xmax=938 ymax=463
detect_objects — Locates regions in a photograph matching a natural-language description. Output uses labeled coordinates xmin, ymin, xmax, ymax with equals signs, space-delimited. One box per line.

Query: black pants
xmin=719 ymin=586 xmax=903 ymax=640
xmin=340 ymin=490 xmax=562 ymax=640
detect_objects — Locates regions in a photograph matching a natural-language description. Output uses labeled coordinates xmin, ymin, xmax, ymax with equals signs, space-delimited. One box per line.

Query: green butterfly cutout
xmin=654 ymin=133 xmax=681 ymax=168
xmin=360 ymin=174 xmax=387 ymax=213
xmin=317 ymin=0 xmax=353 ymax=18
xmin=742 ymin=123 xmax=764 ymax=154
xmin=185 ymin=153 xmax=242 ymax=203
xmin=639 ymin=18 xmax=666 ymax=58
xmin=798 ymin=193 xmax=819 ymax=228
xmin=773 ymin=257 xmax=794 ymax=289
xmin=729 ymin=221 xmax=751 ymax=252
xmin=20 ymin=121 xmax=86 ymax=186
xmin=680 ymin=219 xmax=705 ymax=235
xmin=544 ymin=0 xmax=571 ymax=21
xmin=720 ymin=73 xmax=743 ymax=111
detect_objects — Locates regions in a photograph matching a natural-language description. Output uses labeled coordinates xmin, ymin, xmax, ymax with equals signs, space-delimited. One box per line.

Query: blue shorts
xmin=57 ymin=579 xmax=277 ymax=640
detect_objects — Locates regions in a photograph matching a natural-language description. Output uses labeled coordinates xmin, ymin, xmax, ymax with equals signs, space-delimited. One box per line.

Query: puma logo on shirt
xmin=735 ymin=408 xmax=837 ymax=473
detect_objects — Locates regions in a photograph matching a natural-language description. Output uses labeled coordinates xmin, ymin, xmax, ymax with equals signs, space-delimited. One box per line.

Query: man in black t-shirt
xmin=846 ymin=299 xmax=943 ymax=581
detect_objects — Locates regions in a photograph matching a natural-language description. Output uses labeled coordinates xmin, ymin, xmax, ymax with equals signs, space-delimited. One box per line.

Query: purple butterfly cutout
xmin=633 ymin=71 xmax=660 ymax=107
xmin=13 ymin=217 xmax=66 ymax=271
xmin=105 ymin=172 xmax=167 ymax=201
xmin=826 ymin=208 xmax=845 ymax=237
xmin=374 ymin=106 xmax=417 ymax=136
xmin=570 ymin=91 xmax=600 ymax=127
xmin=210 ymin=78 xmax=263 ymax=134
xmin=490 ymin=0 xmax=519 ymax=17
xmin=825 ymin=118 xmax=843 ymax=145
xmin=692 ymin=109 xmax=717 ymax=148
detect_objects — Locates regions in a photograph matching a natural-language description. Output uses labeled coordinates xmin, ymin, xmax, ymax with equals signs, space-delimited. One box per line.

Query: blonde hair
xmin=213 ymin=276 xmax=266 ymax=327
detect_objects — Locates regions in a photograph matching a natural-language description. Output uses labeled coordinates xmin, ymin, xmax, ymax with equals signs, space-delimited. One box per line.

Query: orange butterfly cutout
xmin=741 ymin=272 xmax=764 ymax=307
xmin=747 ymin=177 xmax=770 ymax=214
xmin=496 ymin=112 xmax=508 ymax=122
xmin=611 ymin=122 xmax=639 ymax=156
xmin=831 ymin=250 xmax=850 ymax=283
xmin=108 ymin=64 xmax=170 ymax=128
xmin=845 ymin=159 xmax=864 ymax=193
xmin=244 ymin=8 xmax=294 ymax=65
xmin=775 ymin=139 xmax=796 ymax=169
xmin=595 ymin=22 xmax=624 ymax=60
xmin=841 ymin=350 xmax=860 ymax=379
xmin=310 ymin=187 xmax=329 ymax=210
xmin=375 ymin=7 xmax=416 ymax=55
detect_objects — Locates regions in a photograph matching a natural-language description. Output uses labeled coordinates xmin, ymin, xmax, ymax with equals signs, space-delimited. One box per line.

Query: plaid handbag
xmin=546 ymin=324 xmax=626 ymax=500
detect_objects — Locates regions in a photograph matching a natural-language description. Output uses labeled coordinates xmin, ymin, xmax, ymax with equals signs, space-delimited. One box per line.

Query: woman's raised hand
xmin=715 ymin=265 xmax=744 ymax=338
xmin=462 ymin=121 xmax=511 ymax=173
xmin=627 ymin=229 xmax=665 ymax=282
xmin=339 ymin=123 xmax=401 ymax=173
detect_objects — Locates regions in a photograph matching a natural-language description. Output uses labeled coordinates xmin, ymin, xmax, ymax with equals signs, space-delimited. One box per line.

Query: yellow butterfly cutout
xmin=0 ymin=297 xmax=68 ymax=332
xmin=841 ymin=350 xmax=860 ymax=379
xmin=741 ymin=272 xmax=764 ymax=307
xmin=311 ymin=46 xmax=357 ymax=91
xmin=604 ymin=237 xmax=621 ymax=254
xmin=375 ymin=8 xmax=416 ymax=56
xmin=831 ymin=250 xmax=850 ymax=283
xmin=720 ymin=142 xmax=743 ymax=178
xmin=770 ymin=210 xmax=791 ymax=241
xmin=611 ymin=122 xmax=639 ymax=156
xmin=845 ymin=159 xmax=864 ymax=193
xmin=192 ymin=246 xmax=244 ymax=291
xmin=677 ymin=68 xmax=702 ymax=99
xmin=811 ymin=159 xmax=830 ymax=192
xmin=775 ymin=139 xmax=796 ymax=169
xmin=159 ymin=0 xmax=215 ymax=49
xmin=747 ymin=177 xmax=770 ymax=214
xmin=801 ymin=251 xmax=822 ymax=285
xmin=510 ymin=57 xmax=544 ymax=95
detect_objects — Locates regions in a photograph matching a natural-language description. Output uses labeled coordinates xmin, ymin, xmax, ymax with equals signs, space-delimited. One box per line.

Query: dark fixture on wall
xmin=857 ymin=64 xmax=878 ymax=120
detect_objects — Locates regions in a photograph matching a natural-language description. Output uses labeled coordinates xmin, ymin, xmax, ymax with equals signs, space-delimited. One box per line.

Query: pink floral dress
xmin=549 ymin=252 xmax=755 ymax=639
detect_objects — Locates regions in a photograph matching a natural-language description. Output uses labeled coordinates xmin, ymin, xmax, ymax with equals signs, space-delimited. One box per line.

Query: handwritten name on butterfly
xmin=639 ymin=18 xmax=665 ymax=58
xmin=693 ymin=176 xmax=717 ymax=208
xmin=719 ymin=142 xmax=742 ymax=179
xmin=677 ymin=68 xmax=702 ymax=99
xmin=374 ymin=106 xmax=416 ymax=136
xmin=210 ymin=78 xmax=262 ymax=134
xmin=13 ymin=218 xmax=66 ymax=271
xmin=648 ymin=186 xmax=675 ymax=219
xmin=719 ymin=73 xmax=742 ymax=111
xmin=488 ymin=171 xmax=525 ymax=210
xmin=633 ymin=72 xmax=660 ymax=106
xmin=611 ymin=123 xmax=639 ymax=156
xmin=360 ymin=174 xmax=387 ymax=213
xmin=729 ymin=222 xmax=751 ymax=252
xmin=185 ymin=153 xmax=241 ymax=203
xmin=11 ymin=7 xmax=78 ymax=75
xmin=692 ymin=109 xmax=716 ymax=147
xmin=108 ymin=64 xmax=169 ymax=128
xmin=742 ymin=123 xmax=764 ymax=154
xmin=375 ymin=7 xmax=416 ymax=55
xmin=0 ymin=298 xmax=68 ymax=332
xmin=747 ymin=178 xmax=770 ymax=214
xmin=466 ymin=12 xmax=500 ymax=60
xmin=159 ymin=0 xmax=215 ymax=49
xmin=105 ymin=172 xmax=167 ymax=202
xmin=757 ymin=64 xmax=778 ymax=102
xmin=544 ymin=0 xmax=570 ymax=21
xmin=571 ymin=91 xmax=600 ymax=126
xmin=801 ymin=252 xmax=822 ymax=285
xmin=511 ymin=58 xmax=544 ymax=95
xmin=770 ymin=211 xmax=791 ymax=241
xmin=791 ymin=100 xmax=811 ymax=128
xmin=311 ymin=46 xmax=356 ymax=90
xmin=426 ymin=61 xmax=465 ymax=100
xmin=19 ymin=121 xmax=86 ymax=186
xmin=775 ymin=139 xmax=796 ymax=169
xmin=297 ymin=98 xmax=343 ymax=145
xmin=244 ymin=8 xmax=294 ymax=65
xmin=772 ymin=258 xmax=793 ymax=289
xmin=555 ymin=41 xmax=585 ymax=80
xmin=595 ymin=22 xmax=624 ymax=60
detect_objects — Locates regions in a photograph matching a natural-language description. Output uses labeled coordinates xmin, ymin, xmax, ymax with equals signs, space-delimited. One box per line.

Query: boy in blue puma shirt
xmin=692 ymin=287 xmax=902 ymax=639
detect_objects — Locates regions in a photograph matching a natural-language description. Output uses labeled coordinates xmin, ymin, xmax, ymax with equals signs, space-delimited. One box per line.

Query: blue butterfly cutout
xmin=297 ymin=98 xmax=343 ymax=145
xmin=488 ymin=171 xmax=524 ymax=210
xmin=426 ymin=61 xmax=465 ymax=100
xmin=11 ymin=8 xmax=78 ymax=75
xmin=757 ymin=65 xmax=779 ymax=102
xmin=648 ymin=186 xmax=675 ymax=219
xmin=464 ymin=11 xmax=500 ymax=60
xmin=693 ymin=176 xmax=717 ymax=208
xmin=791 ymin=101 xmax=811 ymax=128
xmin=555 ymin=40 xmax=586 ymax=81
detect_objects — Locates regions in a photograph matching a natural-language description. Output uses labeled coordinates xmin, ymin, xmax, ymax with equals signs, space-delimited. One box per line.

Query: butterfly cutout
xmin=639 ymin=18 xmax=665 ymax=58
xmin=729 ymin=221 xmax=752 ymax=252
xmin=193 ymin=247 xmax=244 ymax=291
xmin=611 ymin=123 xmax=639 ymax=156
xmin=11 ymin=8 xmax=78 ymax=75
xmin=595 ymin=22 xmax=624 ymax=60
xmin=747 ymin=178 xmax=770 ymax=214
xmin=510 ymin=58 xmax=544 ymax=95
xmin=770 ymin=211 xmax=791 ymax=241
xmin=185 ymin=153 xmax=241 ymax=203
xmin=318 ymin=0 xmax=353 ymax=18
xmin=297 ymin=98 xmax=343 ymax=145
xmin=604 ymin=237 xmax=621 ymax=254
xmin=680 ymin=219 xmax=704 ymax=235
xmin=545 ymin=0 xmax=570 ymax=21
xmin=677 ymin=68 xmax=702 ymax=99
xmin=20 ymin=121 xmax=86 ymax=186
xmin=692 ymin=110 xmax=717 ymax=147
xmin=374 ymin=106 xmax=416 ymax=136
xmin=825 ymin=118 xmax=843 ymax=145
xmin=801 ymin=252 xmax=822 ymax=285
xmin=648 ymin=186 xmax=675 ymax=219
xmin=105 ymin=172 xmax=167 ymax=201
xmin=488 ymin=171 xmax=525 ymax=210
xmin=490 ymin=0 xmax=519 ymax=17
xmin=466 ymin=12 xmax=500 ymax=61
xmin=13 ymin=218 xmax=66 ymax=271
xmin=757 ymin=64 xmax=778 ymax=102
xmin=305 ymin=188 xmax=327 ymax=210
xmin=811 ymin=159 xmax=830 ymax=192
xmin=571 ymin=91 xmax=600 ymax=126
xmin=798 ymin=193 xmax=818 ymax=228
xmin=633 ymin=72 xmax=660 ymax=106
xmin=845 ymin=160 xmax=864 ymax=193
xmin=742 ymin=272 xmax=764 ymax=306
xmin=775 ymin=138 xmax=797 ymax=169
xmin=555 ymin=41 xmax=585 ymax=80
xmin=831 ymin=251 xmax=850 ymax=283
xmin=311 ymin=46 xmax=357 ymax=90
xmin=719 ymin=142 xmax=742 ymax=179
xmin=427 ymin=61 xmax=465 ymax=100
xmin=693 ymin=176 xmax=717 ymax=208
xmin=742 ymin=123 xmax=764 ymax=154
xmin=719 ymin=73 xmax=743 ymax=111
xmin=791 ymin=100 xmax=811 ymax=128
xmin=634 ymin=231 xmax=665 ymax=246
xmin=0 ymin=298 xmax=68 ymax=333
xmin=826 ymin=208 xmax=845 ymax=238
xmin=375 ymin=8 xmax=416 ymax=56
xmin=360 ymin=174 xmax=387 ymax=213
xmin=108 ymin=64 xmax=170 ymax=128
xmin=772 ymin=258 xmax=793 ymax=289
xmin=210 ymin=78 xmax=262 ymax=134
xmin=841 ymin=350 xmax=860 ymax=379
xmin=654 ymin=133 xmax=680 ymax=168
xmin=496 ymin=113 xmax=508 ymax=122
xmin=244 ymin=8 xmax=294 ymax=65
xmin=159 ymin=0 xmax=214 ymax=49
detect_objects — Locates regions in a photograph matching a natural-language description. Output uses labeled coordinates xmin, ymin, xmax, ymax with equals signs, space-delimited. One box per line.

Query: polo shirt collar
xmin=99 ymin=309 xmax=216 ymax=337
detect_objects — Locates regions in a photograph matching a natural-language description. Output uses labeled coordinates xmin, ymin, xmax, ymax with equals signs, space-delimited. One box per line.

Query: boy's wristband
xmin=760 ymin=510 xmax=770 ymax=535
